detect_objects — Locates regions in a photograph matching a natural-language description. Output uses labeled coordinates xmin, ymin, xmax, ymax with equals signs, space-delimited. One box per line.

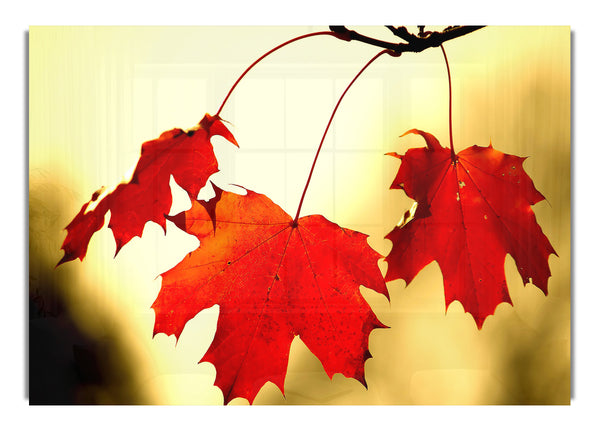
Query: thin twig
xmin=330 ymin=25 xmax=485 ymax=55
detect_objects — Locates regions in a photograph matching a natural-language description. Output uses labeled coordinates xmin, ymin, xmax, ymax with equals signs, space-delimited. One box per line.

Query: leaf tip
xmin=55 ymin=253 xmax=73 ymax=268
xmin=113 ymin=239 xmax=125 ymax=258
xmin=382 ymin=287 xmax=391 ymax=302
xmin=385 ymin=151 xmax=403 ymax=160
xmin=202 ymin=113 xmax=239 ymax=148
xmin=400 ymin=128 xmax=442 ymax=150
xmin=356 ymin=372 xmax=368 ymax=389
xmin=165 ymin=211 xmax=187 ymax=232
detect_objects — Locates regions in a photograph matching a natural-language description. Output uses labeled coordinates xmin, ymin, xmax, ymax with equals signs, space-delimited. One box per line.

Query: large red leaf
xmin=58 ymin=114 xmax=237 ymax=265
xmin=153 ymin=187 xmax=388 ymax=404
xmin=384 ymin=129 xmax=556 ymax=328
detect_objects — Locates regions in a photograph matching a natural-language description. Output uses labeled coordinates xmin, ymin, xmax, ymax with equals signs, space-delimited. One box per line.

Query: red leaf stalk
xmin=293 ymin=49 xmax=394 ymax=224
xmin=440 ymin=43 xmax=456 ymax=160
xmin=215 ymin=31 xmax=341 ymax=117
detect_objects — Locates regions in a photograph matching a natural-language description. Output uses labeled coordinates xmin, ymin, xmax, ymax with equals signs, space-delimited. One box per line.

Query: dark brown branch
xmin=330 ymin=25 xmax=485 ymax=55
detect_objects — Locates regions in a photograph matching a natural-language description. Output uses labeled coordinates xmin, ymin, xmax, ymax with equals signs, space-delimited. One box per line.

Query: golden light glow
xmin=29 ymin=26 xmax=570 ymax=405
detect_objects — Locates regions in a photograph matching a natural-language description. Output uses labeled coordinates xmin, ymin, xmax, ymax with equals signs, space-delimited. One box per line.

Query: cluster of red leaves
xmin=58 ymin=114 xmax=388 ymax=404
xmin=57 ymin=118 xmax=555 ymax=403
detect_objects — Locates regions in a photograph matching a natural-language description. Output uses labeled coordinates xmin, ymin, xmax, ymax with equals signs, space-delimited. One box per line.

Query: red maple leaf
xmin=384 ymin=129 xmax=556 ymax=328
xmin=58 ymin=114 xmax=237 ymax=265
xmin=152 ymin=187 xmax=388 ymax=404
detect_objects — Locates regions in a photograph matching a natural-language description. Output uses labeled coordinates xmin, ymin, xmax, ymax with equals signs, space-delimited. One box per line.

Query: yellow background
xmin=29 ymin=26 xmax=570 ymax=404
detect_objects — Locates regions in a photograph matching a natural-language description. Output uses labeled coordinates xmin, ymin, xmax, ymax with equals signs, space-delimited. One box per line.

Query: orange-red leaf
xmin=385 ymin=130 xmax=556 ymax=328
xmin=153 ymin=188 xmax=388 ymax=404
xmin=58 ymin=114 xmax=237 ymax=265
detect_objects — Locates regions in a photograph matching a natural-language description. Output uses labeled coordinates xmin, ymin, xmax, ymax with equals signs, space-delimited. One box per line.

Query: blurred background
xmin=29 ymin=26 xmax=570 ymax=404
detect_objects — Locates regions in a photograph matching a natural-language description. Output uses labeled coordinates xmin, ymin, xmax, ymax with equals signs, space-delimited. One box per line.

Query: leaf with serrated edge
xmin=385 ymin=129 xmax=556 ymax=328
xmin=153 ymin=187 xmax=388 ymax=404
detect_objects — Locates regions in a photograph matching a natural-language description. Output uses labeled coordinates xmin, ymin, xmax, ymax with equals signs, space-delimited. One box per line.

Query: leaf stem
xmin=292 ymin=49 xmax=393 ymax=225
xmin=215 ymin=31 xmax=341 ymax=118
xmin=440 ymin=43 xmax=456 ymax=160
